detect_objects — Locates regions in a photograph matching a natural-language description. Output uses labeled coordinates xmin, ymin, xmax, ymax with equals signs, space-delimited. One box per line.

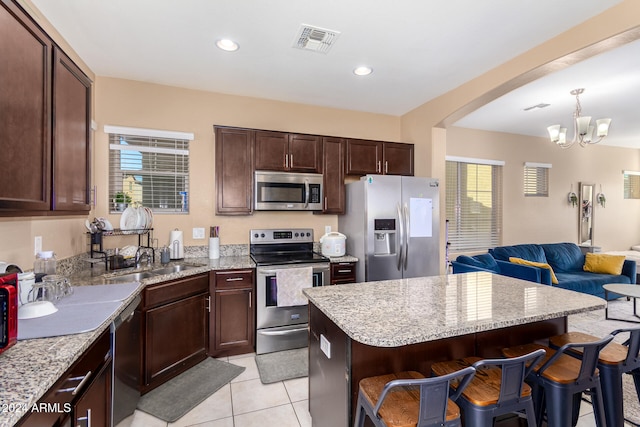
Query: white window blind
xmin=446 ymin=159 xmax=503 ymax=252
xmin=524 ymin=162 xmax=551 ymax=197
xmin=108 ymin=128 xmax=191 ymax=213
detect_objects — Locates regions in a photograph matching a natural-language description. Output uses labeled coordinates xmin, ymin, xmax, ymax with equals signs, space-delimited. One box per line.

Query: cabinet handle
xmin=285 ymin=154 xmax=289 ymax=169
xmin=249 ymin=291 xmax=252 ymax=308
xmin=337 ymin=269 xmax=352 ymax=273
xmin=226 ymin=277 xmax=244 ymax=282
xmin=77 ymin=408 xmax=91 ymax=427
xmin=385 ymin=161 xmax=388 ymax=174
xmin=206 ymin=296 xmax=211 ymax=312
xmin=58 ymin=371 xmax=92 ymax=395
xmin=290 ymin=154 xmax=293 ymax=168
xmin=377 ymin=160 xmax=381 ymax=173
xmin=324 ymin=196 xmax=327 ymax=210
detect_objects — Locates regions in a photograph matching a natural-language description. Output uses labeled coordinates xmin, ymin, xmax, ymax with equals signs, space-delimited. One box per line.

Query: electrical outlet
xmin=320 ymin=334 xmax=331 ymax=359
xmin=34 ymin=236 xmax=42 ymax=255
xmin=192 ymin=227 xmax=205 ymax=239
xmin=325 ymin=225 xmax=331 ymax=235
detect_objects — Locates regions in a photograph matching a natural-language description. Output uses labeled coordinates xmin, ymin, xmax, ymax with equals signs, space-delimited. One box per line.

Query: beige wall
xmin=447 ymin=127 xmax=640 ymax=252
xmin=3 ymin=0 xmax=640 ymax=271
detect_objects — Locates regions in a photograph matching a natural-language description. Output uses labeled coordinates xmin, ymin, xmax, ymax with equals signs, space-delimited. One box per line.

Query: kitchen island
xmin=303 ymin=271 xmax=606 ymax=427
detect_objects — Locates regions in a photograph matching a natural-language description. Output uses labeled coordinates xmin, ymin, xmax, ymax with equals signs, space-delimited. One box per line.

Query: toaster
xmin=0 ymin=273 xmax=18 ymax=354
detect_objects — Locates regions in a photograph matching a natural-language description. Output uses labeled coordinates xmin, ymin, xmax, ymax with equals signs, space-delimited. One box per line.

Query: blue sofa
xmin=488 ymin=243 xmax=635 ymax=299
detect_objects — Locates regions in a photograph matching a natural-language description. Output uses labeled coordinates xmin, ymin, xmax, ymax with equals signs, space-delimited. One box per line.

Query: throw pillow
xmin=509 ymin=257 xmax=559 ymax=284
xmin=583 ymin=253 xmax=626 ymax=275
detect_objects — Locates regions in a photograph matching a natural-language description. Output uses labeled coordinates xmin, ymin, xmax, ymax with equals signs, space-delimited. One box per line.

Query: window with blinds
xmin=523 ymin=162 xmax=551 ymax=197
xmin=107 ymin=126 xmax=192 ymax=213
xmin=624 ymin=172 xmax=640 ymax=199
xmin=446 ymin=158 xmax=503 ymax=253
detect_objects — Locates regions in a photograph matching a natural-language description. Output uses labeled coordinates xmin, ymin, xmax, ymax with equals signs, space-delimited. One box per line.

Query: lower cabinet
xmin=18 ymin=329 xmax=112 ymax=427
xmin=209 ymin=269 xmax=255 ymax=357
xmin=141 ymin=273 xmax=209 ymax=393
xmin=330 ymin=262 xmax=357 ymax=284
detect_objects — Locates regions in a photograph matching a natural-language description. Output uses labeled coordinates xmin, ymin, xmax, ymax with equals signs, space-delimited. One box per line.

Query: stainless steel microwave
xmin=254 ymin=171 xmax=323 ymax=211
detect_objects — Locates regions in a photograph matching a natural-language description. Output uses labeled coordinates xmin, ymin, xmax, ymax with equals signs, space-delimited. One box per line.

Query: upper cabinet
xmin=0 ymin=1 xmax=52 ymax=211
xmin=255 ymin=131 xmax=321 ymax=173
xmin=52 ymin=47 xmax=92 ymax=211
xmin=0 ymin=1 xmax=92 ymax=214
xmin=215 ymin=126 xmax=254 ymax=215
xmin=321 ymin=137 xmax=345 ymax=214
xmin=345 ymin=139 xmax=414 ymax=176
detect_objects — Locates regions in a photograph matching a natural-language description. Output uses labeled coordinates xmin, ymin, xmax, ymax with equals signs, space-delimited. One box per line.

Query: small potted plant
xmin=568 ymin=192 xmax=578 ymax=207
xmin=114 ymin=192 xmax=131 ymax=212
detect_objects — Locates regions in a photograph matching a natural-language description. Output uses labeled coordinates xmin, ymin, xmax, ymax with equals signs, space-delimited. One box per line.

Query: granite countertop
xmin=0 ymin=255 xmax=254 ymax=427
xmin=303 ymin=271 xmax=606 ymax=347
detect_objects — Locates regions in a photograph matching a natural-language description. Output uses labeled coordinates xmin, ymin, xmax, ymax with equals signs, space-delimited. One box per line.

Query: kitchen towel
xmin=276 ymin=267 xmax=312 ymax=307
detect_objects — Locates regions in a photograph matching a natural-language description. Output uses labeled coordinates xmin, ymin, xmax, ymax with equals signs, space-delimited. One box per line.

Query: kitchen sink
xmin=151 ymin=264 xmax=203 ymax=275
xmin=100 ymin=263 xmax=205 ymax=284
xmin=102 ymin=271 xmax=157 ymax=284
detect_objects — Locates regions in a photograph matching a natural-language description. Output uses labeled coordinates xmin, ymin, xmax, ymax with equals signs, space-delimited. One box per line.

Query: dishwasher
xmin=111 ymin=295 xmax=141 ymax=426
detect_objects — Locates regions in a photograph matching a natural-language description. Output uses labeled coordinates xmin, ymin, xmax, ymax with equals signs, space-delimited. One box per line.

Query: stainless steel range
xmin=250 ymin=228 xmax=330 ymax=354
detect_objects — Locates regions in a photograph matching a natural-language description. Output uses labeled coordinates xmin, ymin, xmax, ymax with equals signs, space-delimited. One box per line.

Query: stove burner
xmin=249 ymin=228 xmax=329 ymax=266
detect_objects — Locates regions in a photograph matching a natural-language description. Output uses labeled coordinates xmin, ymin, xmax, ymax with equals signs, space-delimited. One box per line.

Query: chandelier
xmin=546 ymin=88 xmax=612 ymax=148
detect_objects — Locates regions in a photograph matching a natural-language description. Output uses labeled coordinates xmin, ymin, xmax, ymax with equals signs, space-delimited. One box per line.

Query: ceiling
xmin=28 ymin=0 xmax=639 ymax=147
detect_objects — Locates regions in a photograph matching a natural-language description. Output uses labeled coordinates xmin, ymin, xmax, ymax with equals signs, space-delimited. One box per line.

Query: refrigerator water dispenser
xmin=374 ymin=219 xmax=396 ymax=255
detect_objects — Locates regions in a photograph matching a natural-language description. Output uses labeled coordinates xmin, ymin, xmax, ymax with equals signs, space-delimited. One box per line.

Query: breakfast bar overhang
xmin=303 ymin=272 xmax=606 ymax=427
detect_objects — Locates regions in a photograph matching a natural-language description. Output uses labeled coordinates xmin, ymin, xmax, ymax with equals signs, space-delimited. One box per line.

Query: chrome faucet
xmin=134 ymin=247 xmax=153 ymax=268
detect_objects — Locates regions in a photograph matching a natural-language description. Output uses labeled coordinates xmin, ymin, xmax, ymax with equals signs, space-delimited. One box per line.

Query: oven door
xmin=256 ymin=263 xmax=329 ymax=330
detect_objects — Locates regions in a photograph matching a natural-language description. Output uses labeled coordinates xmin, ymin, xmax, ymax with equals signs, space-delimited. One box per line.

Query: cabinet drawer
xmin=18 ymin=329 xmax=111 ymax=426
xmin=213 ymin=269 xmax=254 ymax=289
xmin=331 ymin=263 xmax=356 ymax=284
xmin=144 ymin=273 xmax=208 ymax=309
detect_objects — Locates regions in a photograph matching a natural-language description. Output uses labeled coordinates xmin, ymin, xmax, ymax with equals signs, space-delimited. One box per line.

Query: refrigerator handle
xmin=396 ymin=203 xmax=404 ymax=271
xmin=403 ymin=203 xmax=410 ymax=270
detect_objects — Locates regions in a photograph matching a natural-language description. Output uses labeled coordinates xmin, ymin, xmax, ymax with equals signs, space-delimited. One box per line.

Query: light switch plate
xmin=193 ymin=228 xmax=205 ymax=239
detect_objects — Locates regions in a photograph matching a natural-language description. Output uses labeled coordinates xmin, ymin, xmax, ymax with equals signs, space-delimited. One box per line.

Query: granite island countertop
xmin=303 ymin=271 xmax=606 ymax=347
xmin=0 ymin=255 xmax=254 ymax=427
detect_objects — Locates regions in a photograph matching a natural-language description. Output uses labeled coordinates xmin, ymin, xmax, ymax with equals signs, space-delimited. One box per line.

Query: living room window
xmin=623 ymin=171 xmax=640 ymax=199
xmin=446 ymin=156 xmax=504 ymax=252
xmin=523 ymin=162 xmax=551 ymax=197
xmin=106 ymin=125 xmax=193 ymax=213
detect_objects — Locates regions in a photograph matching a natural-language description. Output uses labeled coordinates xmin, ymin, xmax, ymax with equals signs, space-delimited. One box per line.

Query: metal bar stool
xmin=550 ymin=328 xmax=640 ymax=427
xmin=353 ymin=367 xmax=476 ymax=427
xmin=503 ymin=334 xmax=614 ymax=427
xmin=430 ymin=349 xmax=545 ymax=427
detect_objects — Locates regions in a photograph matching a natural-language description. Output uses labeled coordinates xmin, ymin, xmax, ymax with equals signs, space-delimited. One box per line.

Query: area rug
xmin=137 ymin=357 xmax=245 ymax=422
xmin=569 ymin=298 xmax=640 ymax=426
xmin=255 ymin=347 xmax=308 ymax=384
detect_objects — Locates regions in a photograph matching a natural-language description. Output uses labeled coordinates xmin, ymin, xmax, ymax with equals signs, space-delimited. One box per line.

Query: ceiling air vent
xmin=293 ymin=24 xmax=340 ymax=54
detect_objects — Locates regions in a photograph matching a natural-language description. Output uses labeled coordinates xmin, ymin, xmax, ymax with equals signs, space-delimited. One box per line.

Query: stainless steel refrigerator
xmin=338 ymin=175 xmax=440 ymax=282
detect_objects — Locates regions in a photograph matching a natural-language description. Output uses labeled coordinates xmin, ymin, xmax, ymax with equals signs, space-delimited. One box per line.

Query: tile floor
xmin=116 ymin=353 xmax=311 ymax=427
xmin=116 ymin=353 xmax=634 ymax=427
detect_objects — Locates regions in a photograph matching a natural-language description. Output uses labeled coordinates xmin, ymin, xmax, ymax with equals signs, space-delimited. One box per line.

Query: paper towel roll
xmin=169 ymin=229 xmax=184 ymax=259
xmin=209 ymin=237 xmax=220 ymax=259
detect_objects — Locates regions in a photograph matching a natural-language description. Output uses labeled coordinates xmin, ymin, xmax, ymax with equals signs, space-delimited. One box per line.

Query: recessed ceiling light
xmin=353 ymin=66 xmax=373 ymax=76
xmin=216 ymin=39 xmax=239 ymax=52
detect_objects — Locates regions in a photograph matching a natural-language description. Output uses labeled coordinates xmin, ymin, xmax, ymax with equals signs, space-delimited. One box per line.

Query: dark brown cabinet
xmin=17 ymin=329 xmax=112 ymax=427
xmin=321 ymin=137 xmax=345 ymax=214
xmin=383 ymin=142 xmax=414 ymax=176
xmin=0 ymin=1 xmax=92 ymax=214
xmin=209 ymin=269 xmax=255 ymax=357
xmin=215 ymin=126 xmax=254 ymax=215
xmin=255 ymin=131 xmax=321 ymax=173
xmin=0 ymin=0 xmax=52 ymax=212
xmin=345 ymin=139 xmax=414 ymax=176
xmin=52 ymin=47 xmax=92 ymax=211
xmin=141 ymin=273 xmax=209 ymax=393
xmin=330 ymin=262 xmax=357 ymax=285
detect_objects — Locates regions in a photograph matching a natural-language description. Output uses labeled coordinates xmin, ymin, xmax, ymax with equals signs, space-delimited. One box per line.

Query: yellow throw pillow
xmin=583 ymin=253 xmax=626 ymax=275
xmin=509 ymin=257 xmax=559 ymax=284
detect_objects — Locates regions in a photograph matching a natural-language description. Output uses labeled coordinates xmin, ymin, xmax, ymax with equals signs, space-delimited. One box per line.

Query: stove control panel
xmin=250 ymin=228 xmax=314 ymax=244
